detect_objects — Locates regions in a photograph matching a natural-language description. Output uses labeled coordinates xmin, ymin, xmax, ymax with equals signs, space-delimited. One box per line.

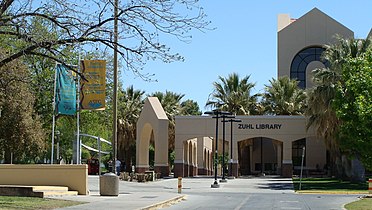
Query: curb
xmin=140 ymin=195 xmax=186 ymax=210
xmin=296 ymin=191 xmax=368 ymax=195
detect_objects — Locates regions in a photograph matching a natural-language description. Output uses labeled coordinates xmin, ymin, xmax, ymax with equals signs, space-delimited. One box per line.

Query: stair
xmin=0 ymin=185 xmax=78 ymax=198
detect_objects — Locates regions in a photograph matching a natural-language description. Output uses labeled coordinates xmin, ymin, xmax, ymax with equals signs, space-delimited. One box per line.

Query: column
xmin=277 ymin=143 xmax=282 ymax=174
xmin=282 ymin=140 xmax=293 ymax=178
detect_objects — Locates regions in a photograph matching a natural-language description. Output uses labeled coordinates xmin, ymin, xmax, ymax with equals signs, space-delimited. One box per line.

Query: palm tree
xmin=306 ymin=37 xmax=371 ymax=178
xmin=262 ymin=76 xmax=306 ymax=115
xmin=206 ymin=73 xmax=259 ymax=115
xmin=180 ymin=99 xmax=202 ymax=116
xmin=117 ymin=85 xmax=145 ymax=170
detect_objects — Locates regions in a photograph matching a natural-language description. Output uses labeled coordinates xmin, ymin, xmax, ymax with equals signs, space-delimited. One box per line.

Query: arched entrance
xmin=238 ymin=137 xmax=283 ymax=176
xmin=182 ymin=139 xmax=198 ymax=177
xmin=173 ymin=115 xmax=325 ymax=178
xmin=174 ymin=136 xmax=213 ymax=178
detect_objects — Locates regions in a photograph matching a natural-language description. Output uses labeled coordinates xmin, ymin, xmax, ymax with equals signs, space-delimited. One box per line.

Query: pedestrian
xmin=115 ymin=159 xmax=121 ymax=176
xmin=107 ymin=160 xmax=113 ymax=172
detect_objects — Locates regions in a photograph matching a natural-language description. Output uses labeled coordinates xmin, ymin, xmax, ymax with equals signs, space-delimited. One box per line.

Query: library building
xmin=135 ymin=8 xmax=370 ymax=178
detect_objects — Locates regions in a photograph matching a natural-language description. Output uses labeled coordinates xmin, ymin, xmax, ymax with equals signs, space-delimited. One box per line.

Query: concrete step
xmin=42 ymin=190 xmax=78 ymax=197
xmin=32 ymin=186 xmax=69 ymax=192
xmin=0 ymin=185 xmax=78 ymax=198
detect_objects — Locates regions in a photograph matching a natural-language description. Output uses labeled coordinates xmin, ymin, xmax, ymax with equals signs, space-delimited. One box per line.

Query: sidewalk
xmin=57 ymin=175 xmax=293 ymax=210
xmin=57 ymin=175 xmax=365 ymax=210
xmin=56 ymin=176 xmax=185 ymax=210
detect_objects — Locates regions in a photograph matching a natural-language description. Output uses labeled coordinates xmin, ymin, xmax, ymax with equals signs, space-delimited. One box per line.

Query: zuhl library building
xmin=135 ymin=8 xmax=371 ymax=178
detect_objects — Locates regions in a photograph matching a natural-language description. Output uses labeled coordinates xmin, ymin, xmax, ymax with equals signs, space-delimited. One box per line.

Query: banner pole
xmin=112 ymin=0 xmax=119 ymax=175
xmin=77 ymin=56 xmax=81 ymax=164
xmin=51 ymin=63 xmax=58 ymax=164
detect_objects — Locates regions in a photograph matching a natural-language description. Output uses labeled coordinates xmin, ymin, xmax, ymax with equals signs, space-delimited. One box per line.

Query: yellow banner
xmin=80 ymin=60 xmax=106 ymax=110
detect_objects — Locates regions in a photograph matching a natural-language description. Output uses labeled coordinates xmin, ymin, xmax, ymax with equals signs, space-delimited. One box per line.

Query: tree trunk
xmin=4 ymin=150 xmax=11 ymax=164
xmin=351 ymin=157 xmax=365 ymax=182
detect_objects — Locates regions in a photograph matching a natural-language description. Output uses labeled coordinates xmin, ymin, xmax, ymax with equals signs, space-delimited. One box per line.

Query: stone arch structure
xmin=136 ymin=97 xmax=169 ymax=177
xmin=174 ymin=115 xmax=325 ymax=178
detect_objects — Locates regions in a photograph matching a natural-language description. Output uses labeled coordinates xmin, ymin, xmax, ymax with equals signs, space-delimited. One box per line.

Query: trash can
xmin=100 ymin=172 xmax=119 ymax=196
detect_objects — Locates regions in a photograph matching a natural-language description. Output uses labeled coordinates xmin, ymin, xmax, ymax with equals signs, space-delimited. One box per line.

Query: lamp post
xmin=222 ymin=118 xmax=241 ymax=178
xmin=219 ymin=113 xmax=233 ymax=183
xmin=204 ymin=109 xmax=231 ymax=188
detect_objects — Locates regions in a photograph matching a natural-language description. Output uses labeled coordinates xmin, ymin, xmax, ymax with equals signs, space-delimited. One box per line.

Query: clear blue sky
xmin=121 ymin=1 xmax=372 ymax=112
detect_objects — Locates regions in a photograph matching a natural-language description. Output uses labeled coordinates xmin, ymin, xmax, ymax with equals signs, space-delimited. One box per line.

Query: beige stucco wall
xmin=136 ymin=97 xmax=169 ymax=169
xmin=197 ymin=137 xmax=212 ymax=170
xmin=0 ymin=164 xmax=88 ymax=195
xmin=278 ymin=8 xmax=354 ymax=86
xmin=175 ymin=115 xmax=320 ymax=165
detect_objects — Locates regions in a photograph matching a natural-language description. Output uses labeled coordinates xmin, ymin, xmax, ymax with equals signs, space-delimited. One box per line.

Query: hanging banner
xmin=80 ymin=60 xmax=106 ymax=110
xmin=55 ymin=64 xmax=77 ymax=115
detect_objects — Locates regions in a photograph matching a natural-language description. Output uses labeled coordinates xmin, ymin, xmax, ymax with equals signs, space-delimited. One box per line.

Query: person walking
xmin=115 ymin=159 xmax=121 ymax=176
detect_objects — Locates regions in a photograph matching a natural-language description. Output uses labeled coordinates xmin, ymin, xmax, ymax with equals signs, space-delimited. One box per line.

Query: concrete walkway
xmin=56 ymin=175 xmax=295 ymax=210
xmin=57 ymin=175 xmax=184 ymax=210
xmin=56 ymin=175 xmax=362 ymax=210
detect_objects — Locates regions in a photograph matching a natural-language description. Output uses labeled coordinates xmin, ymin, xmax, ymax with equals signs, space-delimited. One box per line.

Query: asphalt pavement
xmin=56 ymin=175 xmax=364 ymax=210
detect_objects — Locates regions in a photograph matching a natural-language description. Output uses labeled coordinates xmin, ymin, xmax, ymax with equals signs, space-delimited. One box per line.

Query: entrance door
xmin=238 ymin=140 xmax=251 ymax=175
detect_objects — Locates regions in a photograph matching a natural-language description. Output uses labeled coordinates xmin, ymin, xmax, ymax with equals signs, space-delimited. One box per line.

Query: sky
xmin=121 ymin=0 xmax=372 ymax=112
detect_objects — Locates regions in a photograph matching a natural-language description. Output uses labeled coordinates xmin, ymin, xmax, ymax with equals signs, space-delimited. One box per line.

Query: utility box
xmin=99 ymin=173 xmax=119 ymax=196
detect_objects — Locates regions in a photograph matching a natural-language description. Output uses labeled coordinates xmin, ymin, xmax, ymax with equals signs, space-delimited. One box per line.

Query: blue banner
xmin=55 ymin=64 xmax=76 ymax=115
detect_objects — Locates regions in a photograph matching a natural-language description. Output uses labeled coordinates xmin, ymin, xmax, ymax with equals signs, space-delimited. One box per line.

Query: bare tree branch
xmin=0 ymin=0 xmax=211 ymax=79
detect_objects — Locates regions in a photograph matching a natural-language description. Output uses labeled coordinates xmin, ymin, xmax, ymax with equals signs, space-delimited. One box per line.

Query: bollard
xmin=178 ymin=177 xmax=182 ymax=194
xmin=100 ymin=172 xmax=119 ymax=196
xmin=369 ymin=179 xmax=372 ymax=194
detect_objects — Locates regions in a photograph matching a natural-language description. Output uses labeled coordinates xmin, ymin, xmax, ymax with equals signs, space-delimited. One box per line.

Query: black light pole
xmin=204 ymin=109 xmax=231 ymax=188
xmin=222 ymin=118 xmax=241 ymax=178
xmin=261 ymin=137 xmax=264 ymax=175
xmin=219 ymin=113 xmax=233 ymax=183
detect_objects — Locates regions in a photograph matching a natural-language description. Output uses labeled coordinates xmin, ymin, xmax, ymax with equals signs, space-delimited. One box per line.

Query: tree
xmin=206 ymin=73 xmax=259 ymax=115
xmin=0 ymin=50 xmax=46 ymax=163
xmin=117 ymin=85 xmax=145 ymax=170
xmin=0 ymin=0 xmax=210 ymax=77
xmin=180 ymin=99 xmax=202 ymax=115
xmin=262 ymin=76 xmax=306 ymax=115
xmin=306 ymin=37 xmax=371 ymax=178
xmin=333 ymin=49 xmax=372 ymax=171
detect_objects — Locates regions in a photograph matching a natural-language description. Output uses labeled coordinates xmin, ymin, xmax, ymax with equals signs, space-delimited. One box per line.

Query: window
xmin=292 ymin=138 xmax=306 ymax=167
xmin=290 ymin=47 xmax=329 ymax=88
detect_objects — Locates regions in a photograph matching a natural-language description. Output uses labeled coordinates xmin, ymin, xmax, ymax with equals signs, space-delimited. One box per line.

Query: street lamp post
xmin=222 ymin=118 xmax=241 ymax=178
xmin=219 ymin=114 xmax=233 ymax=183
xmin=204 ymin=109 xmax=231 ymax=188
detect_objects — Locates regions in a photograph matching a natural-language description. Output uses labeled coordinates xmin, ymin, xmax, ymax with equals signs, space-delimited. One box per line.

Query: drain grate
xmin=141 ymin=196 xmax=158 ymax=199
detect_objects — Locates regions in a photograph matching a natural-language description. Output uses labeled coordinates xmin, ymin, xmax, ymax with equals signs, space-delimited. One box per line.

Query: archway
xmin=136 ymin=97 xmax=169 ymax=177
xmin=238 ymin=137 xmax=283 ymax=176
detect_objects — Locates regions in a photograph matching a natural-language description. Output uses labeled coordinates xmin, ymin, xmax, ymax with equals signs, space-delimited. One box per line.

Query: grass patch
xmin=344 ymin=197 xmax=372 ymax=210
xmin=292 ymin=177 xmax=368 ymax=193
xmin=0 ymin=196 xmax=85 ymax=209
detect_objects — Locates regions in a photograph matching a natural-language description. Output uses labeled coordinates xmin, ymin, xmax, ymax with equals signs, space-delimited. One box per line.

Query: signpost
xmin=299 ymin=146 xmax=306 ymax=190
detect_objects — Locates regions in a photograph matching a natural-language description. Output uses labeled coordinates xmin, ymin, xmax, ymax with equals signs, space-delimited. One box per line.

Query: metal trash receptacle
xmin=100 ymin=172 xmax=119 ymax=196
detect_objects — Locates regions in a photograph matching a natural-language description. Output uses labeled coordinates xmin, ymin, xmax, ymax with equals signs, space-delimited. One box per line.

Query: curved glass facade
xmin=290 ymin=47 xmax=329 ymax=88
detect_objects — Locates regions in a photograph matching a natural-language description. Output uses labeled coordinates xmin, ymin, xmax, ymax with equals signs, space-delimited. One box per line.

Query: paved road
xmin=164 ymin=177 xmax=362 ymax=210
xmin=57 ymin=175 xmax=363 ymax=210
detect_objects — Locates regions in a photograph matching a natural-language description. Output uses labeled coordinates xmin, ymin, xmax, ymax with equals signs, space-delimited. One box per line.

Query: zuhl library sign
xmin=238 ymin=123 xmax=282 ymax=130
